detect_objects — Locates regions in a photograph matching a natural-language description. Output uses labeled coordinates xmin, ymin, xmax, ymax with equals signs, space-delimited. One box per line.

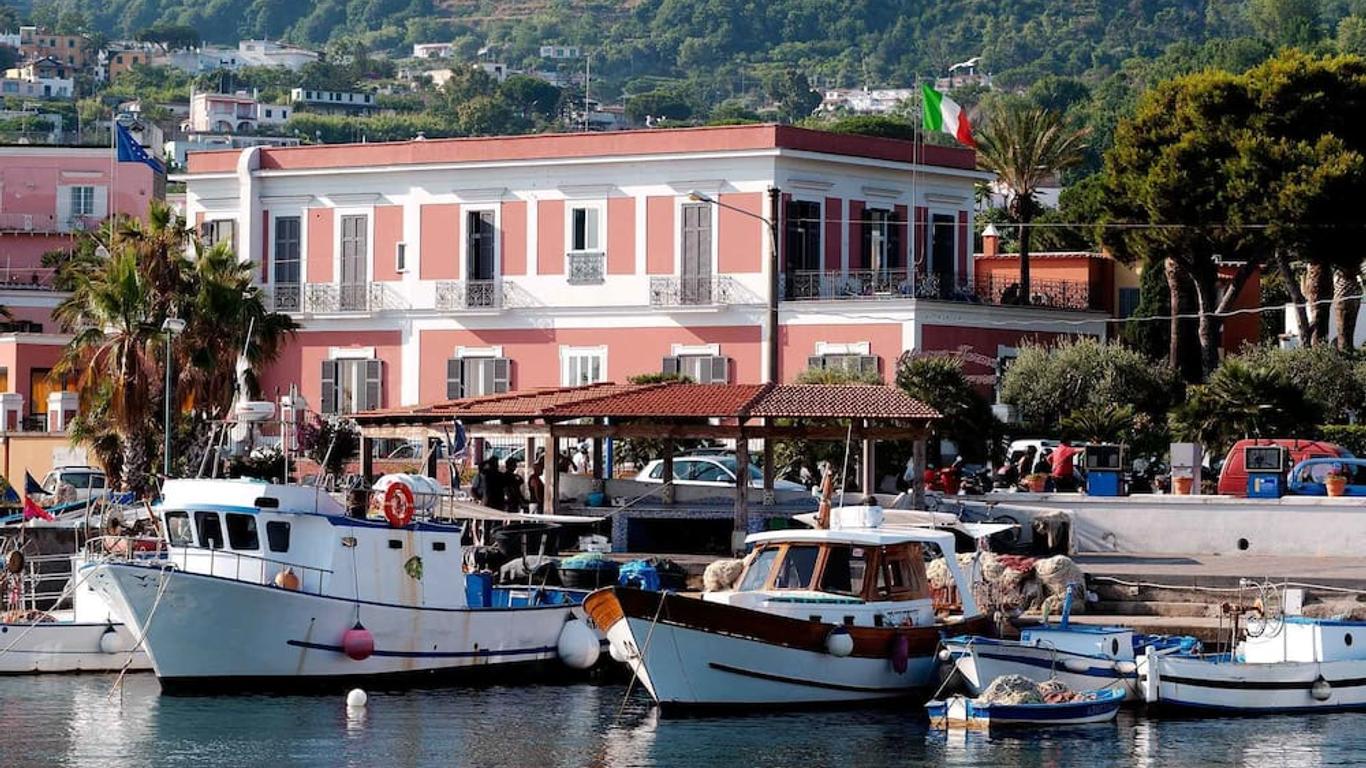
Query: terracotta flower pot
xmin=1326 ymin=475 xmax=1348 ymax=497
xmin=1026 ymin=474 xmax=1048 ymax=493
xmin=1172 ymin=475 xmax=1194 ymax=495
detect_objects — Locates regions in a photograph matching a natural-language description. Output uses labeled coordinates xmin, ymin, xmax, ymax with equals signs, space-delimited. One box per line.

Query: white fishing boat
xmin=1139 ymin=614 xmax=1366 ymax=713
xmin=941 ymin=593 xmax=1200 ymax=701
xmin=585 ymin=497 xmax=990 ymax=708
xmin=0 ymin=514 xmax=153 ymax=674
xmin=928 ymin=687 xmax=1125 ymax=729
xmin=84 ymin=478 xmax=604 ymax=690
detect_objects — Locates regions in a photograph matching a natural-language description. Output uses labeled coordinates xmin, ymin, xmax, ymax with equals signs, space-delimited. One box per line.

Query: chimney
xmin=981 ymin=223 xmax=1001 ymax=258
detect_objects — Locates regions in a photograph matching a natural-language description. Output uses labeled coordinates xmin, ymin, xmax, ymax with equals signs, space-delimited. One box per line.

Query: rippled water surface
xmin=1 ymin=674 xmax=1363 ymax=767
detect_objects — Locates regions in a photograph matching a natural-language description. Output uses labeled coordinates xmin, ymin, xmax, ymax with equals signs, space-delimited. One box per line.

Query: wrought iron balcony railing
xmin=269 ymin=283 xmax=301 ymax=313
xmin=781 ymin=269 xmax=1096 ymax=312
xmin=435 ymin=279 xmax=502 ymax=311
xmin=300 ymin=283 xmax=405 ymax=313
xmin=648 ymin=276 xmax=739 ymax=307
xmin=567 ymin=251 xmax=606 ymax=285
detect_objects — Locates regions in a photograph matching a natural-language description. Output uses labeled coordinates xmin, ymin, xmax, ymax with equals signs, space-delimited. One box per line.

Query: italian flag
xmin=921 ymin=84 xmax=975 ymax=147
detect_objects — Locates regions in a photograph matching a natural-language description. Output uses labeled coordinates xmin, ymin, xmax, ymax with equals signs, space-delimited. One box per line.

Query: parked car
xmin=1216 ymin=439 xmax=1353 ymax=496
xmin=40 ymin=466 xmax=108 ymax=503
xmin=634 ymin=456 xmax=806 ymax=491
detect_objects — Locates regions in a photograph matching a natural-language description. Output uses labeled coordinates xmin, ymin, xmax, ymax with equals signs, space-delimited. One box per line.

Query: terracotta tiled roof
xmin=354 ymin=382 xmax=938 ymax=424
xmin=750 ymin=385 xmax=940 ymax=419
xmin=546 ymin=384 xmax=769 ymax=419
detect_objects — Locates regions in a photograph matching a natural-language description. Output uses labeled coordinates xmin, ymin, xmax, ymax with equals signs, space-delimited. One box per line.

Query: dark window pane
xmin=225 ymin=513 xmax=259 ymax=550
xmin=266 ymin=521 xmax=291 ymax=553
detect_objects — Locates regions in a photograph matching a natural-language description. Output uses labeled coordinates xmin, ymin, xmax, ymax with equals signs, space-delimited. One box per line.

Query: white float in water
xmin=557 ymin=619 xmax=600 ymax=670
xmin=346 ymin=688 xmax=368 ymax=708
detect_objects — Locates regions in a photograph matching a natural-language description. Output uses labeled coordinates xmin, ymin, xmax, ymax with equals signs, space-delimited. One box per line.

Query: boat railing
xmin=6 ymin=550 xmax=87 ymax=613
xmin=90 ymin=539 xmax=331 ymax=596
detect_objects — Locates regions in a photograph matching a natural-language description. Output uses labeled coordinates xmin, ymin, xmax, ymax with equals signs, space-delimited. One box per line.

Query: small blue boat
xmin=927 ymin=687 xmax=1125 ymax=729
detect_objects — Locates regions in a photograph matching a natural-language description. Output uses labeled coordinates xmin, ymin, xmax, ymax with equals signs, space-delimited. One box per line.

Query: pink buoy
xmin=890 ymin=634 xmax=910 ymax=674
xmin=342 ymin=622 xmax=375 ymax=661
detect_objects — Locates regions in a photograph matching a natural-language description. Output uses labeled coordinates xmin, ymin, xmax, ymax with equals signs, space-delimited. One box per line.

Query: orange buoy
xmin=383 ymin=483 xmax=415 ymax=528
xmin=274 ymin=567 xmax=300 ymax=591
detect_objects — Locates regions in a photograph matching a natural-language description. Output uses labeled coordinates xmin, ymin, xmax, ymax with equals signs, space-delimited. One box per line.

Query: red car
xmin=1216 ymin=439 xmax=1353 ymax=496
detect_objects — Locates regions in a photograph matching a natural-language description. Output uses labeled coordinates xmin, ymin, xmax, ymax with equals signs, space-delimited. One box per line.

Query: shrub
xmin=1169 ymin=358 xmax=1321 ymax=458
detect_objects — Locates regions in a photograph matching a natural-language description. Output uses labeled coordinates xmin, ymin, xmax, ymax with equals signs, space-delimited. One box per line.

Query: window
xmin=225 ymin=513 xmax=260 ymax=550
xmin=202 ymin=219 xmax=237 ymax=252
xmin=466 ymin=211 xmax=495 ymax=280
xmin=445 ymin=356 xmax=511 ymax=398
xmin=395 ymin=242 xmax=407 ymax=272
xmin=194 ymin=511 xmax=224 ymax=550
xmin=774 ymin=545 xmax=821 ymax=589
xmin=273 ymin=216 xmax=301 ymax=285
xmin=1118 ymin=287 xmax=1141 ymax=319
xmin=91 ymin=476 xmax=106 ymax=490
xmin=662 ymin=355 xmax=729 ymax=384
xmin=783 ymin=200 xmax=822 ymax=273
xmin=807 ymin=354 xmax=879 ymax=378
xmin=322 ymin=358 xmax=382 ymax=414
xmin=164 ymin=512 xmax=193 ymax=546
xmin=874 ymin=544 xmax=929 ymax=600
xmin=70 ymin=186 xmax=95 ymax=217
xmin=0 ymin=366 xmax=8 ymax=392
xmin=266 ymin=521 xmax=291 ymax=553
xmin=930 ymin=213 xmax=957 ymax=287
xmin=861 ymin=208 xmax=903 ymax=271
xmin=569 ymin=205 xmax=601 ymax=251
xmin=738 ymin=547 xmax=780 ymax=591
xmin=688 ymin=460 xmax=731 ymax=483
xmin=820 ymin=545 xmax=868 ymax=596
xmin=561 ymin=347 xmax=606 ymax=386
xmin=29 ymin=368 xmax=71 ymax=418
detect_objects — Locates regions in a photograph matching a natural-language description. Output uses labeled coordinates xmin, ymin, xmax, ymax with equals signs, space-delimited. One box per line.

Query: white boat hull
xmin=87 ymin=562 xmax=583 ymax=688
xmin=0 ymin=620 xmax=149 ymax=673
xmin=605 ymin=615 xmax=936 ymax=707
xmin=946 ymin=639 xmax=1138 ymax=700
xmin=1140 ymin=653 xmax=1366 ymax=712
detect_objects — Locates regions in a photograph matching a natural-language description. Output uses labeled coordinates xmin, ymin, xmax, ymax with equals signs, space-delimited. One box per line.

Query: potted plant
xmin=1325 ymin=467 xmax=1350 ymax=498
xmin=1026 ymin=473 xmax=1048 ymax=493
xmin=1172 ymin=474 xmax=1194 ymax=495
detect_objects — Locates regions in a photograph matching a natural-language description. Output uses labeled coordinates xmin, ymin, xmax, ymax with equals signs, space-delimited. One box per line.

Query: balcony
xmin=268 ymin=283 xmax=301 ymax=312
xmin=0 ymin=213 xmax=98 ymax=234
xmin=300 ymin=283 xmax=405 ymax=313
xmin=567 ymin=251 xmax=605 ymax=285
xmin=436 ymin=279 xmax=502 ymax=311
xmin=0 ymin=267 xmax=57 ymax=291
xmin=649 ymin=276 xmax=740 ymax=308
xmin=781 ymin=269 xmax=1095 ymax=312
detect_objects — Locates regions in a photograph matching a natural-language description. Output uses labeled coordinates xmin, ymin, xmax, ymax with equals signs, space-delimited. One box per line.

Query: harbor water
xmin=2 ymin=674 xmax=1362 ymax=767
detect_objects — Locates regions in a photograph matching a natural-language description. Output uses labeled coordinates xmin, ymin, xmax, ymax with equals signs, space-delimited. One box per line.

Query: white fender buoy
xmin=826 ymin=626 xmax=854 ymax=657
xmin=557 ymin=619 xmax=601 ymax=670
xmin=608 ymin=639 xmax=629 ymax=663
xmin=1114 ymin=661 xmax=1138 ymax=675
xmin=1311 ymin=675 xmax=1332 ymax=702
xmin=346 ymin=688 xmax=368 ymax=708
xmin=1062 ymin=658 xmax=1092 ymax=673
xmin=98 ymin=627 xmax=122 ymax=654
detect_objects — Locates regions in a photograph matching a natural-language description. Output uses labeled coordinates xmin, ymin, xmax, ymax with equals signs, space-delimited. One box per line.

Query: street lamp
xmin=161 ymin=317 xmax=187 ymax=480
xmin=687 ymin=189 xmax=782 ymax=384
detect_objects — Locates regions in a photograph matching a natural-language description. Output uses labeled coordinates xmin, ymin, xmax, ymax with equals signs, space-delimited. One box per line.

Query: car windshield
xmin=714 ymin=457 xmax=763 ymax=481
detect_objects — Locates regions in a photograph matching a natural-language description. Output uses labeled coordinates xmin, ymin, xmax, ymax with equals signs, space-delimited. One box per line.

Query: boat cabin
xmin=1243 ymin=616 xmax=1366 ymax=664
xmin=706 ymin=525 xmax=977 ymax=628
xmin=148 ymin=479 xmax=471 ymax=609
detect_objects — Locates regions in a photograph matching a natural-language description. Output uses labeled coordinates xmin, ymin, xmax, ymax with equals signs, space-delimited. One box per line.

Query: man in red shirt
xmin=1050 ymin=440 xmax=1081 ymax=491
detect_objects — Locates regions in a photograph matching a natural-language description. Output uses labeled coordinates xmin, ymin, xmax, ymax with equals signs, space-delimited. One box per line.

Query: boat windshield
xmin=773 ymin=545 xmax=820 ymax=589
xmin=738 ymin=547 xmax=779 ymax=591
xmin=818 ymin=545 xmax=868 ymax=596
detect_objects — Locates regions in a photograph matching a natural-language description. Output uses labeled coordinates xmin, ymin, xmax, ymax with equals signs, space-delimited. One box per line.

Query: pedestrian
xmin=478 ymin=458 xmax=504 ymax=510
xmin=1051 ymin=439 xmax=1081 ymax=492
xmin=527 ymin=458 xmax=545 ymax=515
xmin=1016 ymin=446 xmax=1037 ymax=480
xmin=503 ymin=458 xmax=527 ymax=513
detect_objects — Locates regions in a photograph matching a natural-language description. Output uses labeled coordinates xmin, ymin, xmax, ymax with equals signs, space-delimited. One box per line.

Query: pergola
xmin=353 ymin=382 xmax=939 ymax=550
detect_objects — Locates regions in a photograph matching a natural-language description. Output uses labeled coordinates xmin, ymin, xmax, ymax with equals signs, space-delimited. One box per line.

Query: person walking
xmin=527 ymin=458 xmax=546 ymax=515
xmin=478 ymin=458 xmax=504 ymax=510
xmin=503 ymin=458 xmax=528 ymax=513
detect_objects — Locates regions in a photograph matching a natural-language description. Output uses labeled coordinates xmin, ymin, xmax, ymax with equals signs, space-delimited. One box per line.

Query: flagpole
xmin=109 ymin=114 xmax=117 ymax=223
xmin=911 ymin=77 xmax=920 ymax=297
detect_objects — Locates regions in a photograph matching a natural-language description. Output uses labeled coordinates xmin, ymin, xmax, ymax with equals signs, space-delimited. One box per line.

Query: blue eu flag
xmin=116 ymin=121 xmax=164 ymax=174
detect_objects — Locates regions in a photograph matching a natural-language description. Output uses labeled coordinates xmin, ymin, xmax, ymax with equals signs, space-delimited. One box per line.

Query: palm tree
xmin=975 ymin=100 xmax=1088 ymax=302
xmin=53 ymin=248 xmax=160 ymax=492
xmin=180 ymin=240 xmax=299 ymax=412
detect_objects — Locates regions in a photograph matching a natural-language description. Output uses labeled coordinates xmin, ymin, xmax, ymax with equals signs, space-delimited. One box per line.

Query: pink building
xmin=0 ymin=145 xmax=158 ymax=430
xmin=180 ymin=125 xmax=1107 ymax=414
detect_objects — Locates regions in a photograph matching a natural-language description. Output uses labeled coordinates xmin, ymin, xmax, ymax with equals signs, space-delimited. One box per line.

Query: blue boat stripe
xmin=285 ymin=639 xmax=556 ymax=659
xmin=967 ymin=650 xmax=1127 ymax=679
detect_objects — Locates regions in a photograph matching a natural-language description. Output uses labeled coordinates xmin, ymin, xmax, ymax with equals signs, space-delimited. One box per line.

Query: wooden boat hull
xmin=1140 ymin=652 xmax=1366 ymax=713
xmin=927 ymin=689 xmax=1124 ymax=728
xmin=585 ymin=587 xmax=991 ymax=707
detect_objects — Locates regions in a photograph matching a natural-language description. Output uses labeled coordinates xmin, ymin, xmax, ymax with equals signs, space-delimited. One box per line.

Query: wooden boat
xmin=584 ymin=499 xmax=990 ymax=708
xmin=1139 ymin=615 xmax=1366 ymax=713
xmin=927 ymin=687 xmax=1124 ymax=729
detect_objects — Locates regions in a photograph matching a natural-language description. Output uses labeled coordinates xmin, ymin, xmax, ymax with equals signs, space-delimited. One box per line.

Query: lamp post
xmin=687 ymin=189 xmax=782 ymax=384
xmin=161 ymin=317 xmax=186 ymax=480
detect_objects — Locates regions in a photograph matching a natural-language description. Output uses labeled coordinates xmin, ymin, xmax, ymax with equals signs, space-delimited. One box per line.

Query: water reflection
xmin=2 ymin=676 xmax=1366 ymax=768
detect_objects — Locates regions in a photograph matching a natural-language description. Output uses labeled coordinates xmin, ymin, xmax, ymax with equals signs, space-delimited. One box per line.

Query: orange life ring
xmin=383 ymin=483 xmax=415 ymax=528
